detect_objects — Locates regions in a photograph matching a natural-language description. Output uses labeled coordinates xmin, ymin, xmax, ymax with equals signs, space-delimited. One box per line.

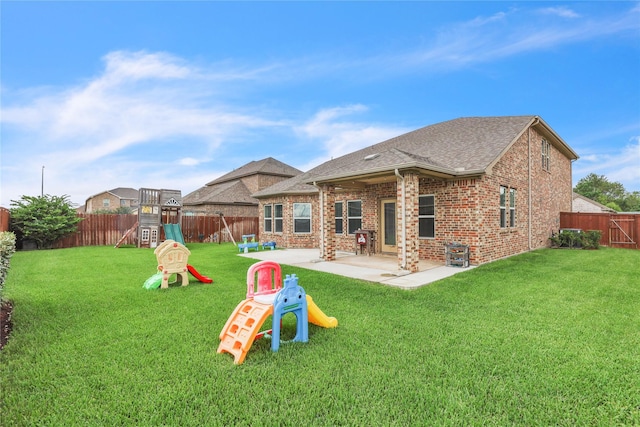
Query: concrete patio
xmin=239 ymin=248 xmax=475 ymax=290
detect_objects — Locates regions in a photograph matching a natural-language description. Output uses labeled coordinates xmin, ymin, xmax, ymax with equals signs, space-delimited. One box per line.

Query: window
xmin=274 ymin=204 xmax=283 ymax=233
xmin=500 ymin=186 xmax=507 ymax=228
xmin=103 ymin=198 xmax=110 ymax=208
xmin=347 ymin=200 xmax=362 ymax=234
xmin=509 ymin=188 xmax=516 ymax=227
xmin=334 ymin=201 xmax=343 ymax=234
xmin=419 ymin=195 xmax=435 ymax=238
xmin=293 ymin=203 xmax=311 ymax=233
xmin=264 ymin=204 xmax=273 ymax=233
xmin=542 ymin=139 xmax=550 ymax=171
xmin=500 ymin=186 xmax=517 ymax=228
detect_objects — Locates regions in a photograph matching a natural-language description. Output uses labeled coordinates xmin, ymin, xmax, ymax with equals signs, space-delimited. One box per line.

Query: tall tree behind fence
xmin=53 ymin=214 xmax=259 ymax=248
xmin=560 ymin=212 xmax=639 ymax=249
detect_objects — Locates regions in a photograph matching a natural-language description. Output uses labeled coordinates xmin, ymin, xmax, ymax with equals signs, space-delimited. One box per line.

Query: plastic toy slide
xmin=187 ymin=265 xmax=213 ymax=283
xmin=143 ymin=272 xmax=163 ymax=290
xmin=163 ymin=223 xmax=185 ymax=245
xmin=306 ymin=295 xmax=338 ymax=328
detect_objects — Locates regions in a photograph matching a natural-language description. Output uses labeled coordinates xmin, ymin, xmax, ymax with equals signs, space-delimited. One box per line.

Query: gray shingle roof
xmin=183 ymin=180 xmax=257 ymax=206
xmin=253 ymin=116 xmax=578 ymax=198
xmin=205 ymin=157 xmax=302 ymax=186
xmin=108 ymin=187 xmax=139 ymax=200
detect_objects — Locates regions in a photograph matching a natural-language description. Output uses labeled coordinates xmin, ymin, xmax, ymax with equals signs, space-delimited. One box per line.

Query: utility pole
xmin=41 ymin=166 xmax=45 ymax=196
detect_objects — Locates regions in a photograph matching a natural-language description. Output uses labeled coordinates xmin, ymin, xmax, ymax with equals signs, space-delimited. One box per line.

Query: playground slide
xmin=187 ymin=264 xmax=213 ymax=283
xmin=143 ymin=272 xmax=163 ymax=290
xmin=306 ymin=295 xmax=338 ymax=328
xmin=163 ymin=223 xmax=185 ymax=245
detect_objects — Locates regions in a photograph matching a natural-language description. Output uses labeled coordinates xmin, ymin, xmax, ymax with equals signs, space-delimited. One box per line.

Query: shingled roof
xmin=182 ymin=180 xmax=257 ymax=206
xmin=183 ymin=157 xmax=303 ymax=207
xmin=253 ymin=116 xmax=578 ymax=198
xmin=205 ymin=157 xmax=302 ymax=186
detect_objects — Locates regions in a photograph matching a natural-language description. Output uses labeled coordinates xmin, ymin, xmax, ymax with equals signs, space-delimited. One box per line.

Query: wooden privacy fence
xmin=53 ymin=214 xmax=259 ymax=248
xmin=0 ymin=208 xmax=9 ymax=232
xmin=560 ymin=212 xmax=639 ymax=249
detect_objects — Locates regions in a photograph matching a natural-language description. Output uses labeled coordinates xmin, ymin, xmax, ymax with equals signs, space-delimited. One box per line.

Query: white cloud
xmin=398 ymin=5 xmax=638 ymax=71
xmin=573 ymin=137 xmax=640 ymax=192
xmin=295 ymin=105 xmax=410 ymax=171
xmin=537 ymin=7 xmax=581 ymax=19
xmin=0 ymin=50 xmax=291 ymax=205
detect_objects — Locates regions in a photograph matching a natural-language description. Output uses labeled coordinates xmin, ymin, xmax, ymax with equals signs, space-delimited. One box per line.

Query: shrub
xmin=549 ymin=229 xmax=601 ymax=250
xmin=9 ymin=195 xmax=83 ymax=249
xmin=582 ymin=230 xmax=602 ymax=249
xmin=0 ymin=232 xmax=16 ymax=298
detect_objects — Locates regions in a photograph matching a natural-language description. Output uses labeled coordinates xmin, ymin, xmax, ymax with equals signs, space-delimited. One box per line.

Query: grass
xmin=1 ymin=244 xmax=639 ymax=426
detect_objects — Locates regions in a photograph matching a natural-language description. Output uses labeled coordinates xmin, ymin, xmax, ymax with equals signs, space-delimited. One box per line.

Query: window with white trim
xmin=500 ymin=186 xmax=507 ymax=228
xmin=347 ymin=200 xmax=362 ymax=234
xmin=418 ymin=195 xmax=435 ymax=238
xmin=293 ymin=203 xmax=311 ymax=233
xmin=542 ymin=139 xmax=550 ymax=171
xmin=334 ymin=201 xmax=343 ymax=234
xmin=274 ymin=203 xmax=283 ymax=233
xmin=509 ymin=188 xmax=516 ymax=227
xmin=103 ymin=198 xmax=110 ymax=208
xmin=264 ymin=204 xmax=273 ymax=233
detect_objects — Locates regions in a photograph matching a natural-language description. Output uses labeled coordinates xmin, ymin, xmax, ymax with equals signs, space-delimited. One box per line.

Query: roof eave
xmin=533 ymin=116 xmax=579 ymax=160
xmin=306 ymin=162 xmax=485 ymax=185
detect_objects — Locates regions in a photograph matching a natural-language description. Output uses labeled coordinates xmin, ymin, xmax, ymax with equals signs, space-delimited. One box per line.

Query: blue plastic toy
xmin=238 ymin=234 xmax=259 ymax=253
xmin=270 ymin=274 xmax=308 ymax=351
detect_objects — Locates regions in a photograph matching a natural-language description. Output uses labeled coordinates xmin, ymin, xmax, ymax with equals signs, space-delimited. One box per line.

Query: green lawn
xmin=1 ymin=244 xmax=639 ymax=426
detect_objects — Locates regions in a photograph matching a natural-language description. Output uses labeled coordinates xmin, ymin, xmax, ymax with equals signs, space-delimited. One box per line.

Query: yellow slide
xmin=306 ymin=295 xmax=338 ymax=328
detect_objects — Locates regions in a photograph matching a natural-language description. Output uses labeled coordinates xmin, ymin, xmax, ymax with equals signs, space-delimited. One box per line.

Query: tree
xmin=93 ymin=206 xmax=132 ymax=214
xmin=574 ymin=174 xmax=626 ymax=208
xmin=9 ymin=195 xmax=83 ymax=249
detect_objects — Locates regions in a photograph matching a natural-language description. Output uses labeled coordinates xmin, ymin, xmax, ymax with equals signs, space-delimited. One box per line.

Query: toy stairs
xmin=217 ymin=299 xmax=274 ymax=365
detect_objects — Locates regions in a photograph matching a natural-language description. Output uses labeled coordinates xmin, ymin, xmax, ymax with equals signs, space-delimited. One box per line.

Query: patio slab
xmin=239 ymin=248 xmax=474 ymax=289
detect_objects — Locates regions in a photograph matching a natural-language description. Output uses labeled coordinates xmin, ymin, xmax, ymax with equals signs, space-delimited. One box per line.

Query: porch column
xmin=399 ymin=172 xmax=420 ymax=273
xmin=321 ymin=184 xmax=336 ymax=261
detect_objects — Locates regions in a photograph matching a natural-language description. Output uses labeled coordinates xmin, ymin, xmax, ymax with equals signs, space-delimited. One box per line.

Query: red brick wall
xmin=257 ymin=124 xmax=573 ymax=266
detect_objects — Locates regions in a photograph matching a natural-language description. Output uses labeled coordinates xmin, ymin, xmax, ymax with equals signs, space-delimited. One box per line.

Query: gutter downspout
xmin=313 ymin=182 xmax=324 ymax=258
xmin=528 ymin=117 xmax=540 ymax=250
xmin=394 ymin=169 xmax=407 ymax=269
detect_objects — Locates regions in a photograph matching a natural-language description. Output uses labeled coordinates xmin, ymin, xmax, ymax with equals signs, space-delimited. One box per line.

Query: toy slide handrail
xmin=246 ymin=260 xmax=282 ymax=299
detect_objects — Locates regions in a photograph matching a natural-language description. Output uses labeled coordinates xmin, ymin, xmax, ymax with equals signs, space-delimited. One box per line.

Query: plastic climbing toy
xmin=217 ymin=260 xmax=337 ymax=365
xmin=143 ymin=239 xmax=212 ymax=289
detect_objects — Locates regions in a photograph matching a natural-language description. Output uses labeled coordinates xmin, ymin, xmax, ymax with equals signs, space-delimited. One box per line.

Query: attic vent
xmin=454 ymin=167 xmax=465 ymax=172
xmin=364 ymin=153 xmax=380 ymax=161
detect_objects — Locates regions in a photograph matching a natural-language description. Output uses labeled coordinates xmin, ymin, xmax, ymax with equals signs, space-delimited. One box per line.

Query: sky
xmin=1 ymin=1 xmax=639 ymax=208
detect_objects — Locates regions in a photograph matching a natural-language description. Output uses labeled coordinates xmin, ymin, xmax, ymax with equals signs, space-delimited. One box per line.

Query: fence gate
xmin=610 ymin=217 xmax=637 ymax=248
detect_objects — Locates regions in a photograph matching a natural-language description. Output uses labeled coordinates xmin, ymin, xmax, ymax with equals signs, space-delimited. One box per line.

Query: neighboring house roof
xmin=86 ymin=187 xmax=138 ymax=202
xmin=254 ymin=115 xmax=578 ymax=197
xmin=184 ymin=157 xmax=303 ymax=207
xmin=206 ymin=157 xmax=303 ymax=186
xmin=572 ymin=192 xmax=616 ymax=213
xmin=183 ymin=180 xmax=257 ymax=206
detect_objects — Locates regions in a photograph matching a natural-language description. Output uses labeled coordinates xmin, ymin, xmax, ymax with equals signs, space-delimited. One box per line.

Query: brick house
xmin=572 ymin=192 xmax=616 ymax=213
xmin=183 ymin=157 xmax=302 ymax=217
xmin=84 ymin=187 xmax=139 ymax=213
xmin=253 ymin=116 xmax=579 ymax=272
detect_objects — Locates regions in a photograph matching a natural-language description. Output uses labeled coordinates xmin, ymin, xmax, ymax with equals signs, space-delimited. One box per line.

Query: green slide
xmin=163 ymin=223 xmax=185 ymax=245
